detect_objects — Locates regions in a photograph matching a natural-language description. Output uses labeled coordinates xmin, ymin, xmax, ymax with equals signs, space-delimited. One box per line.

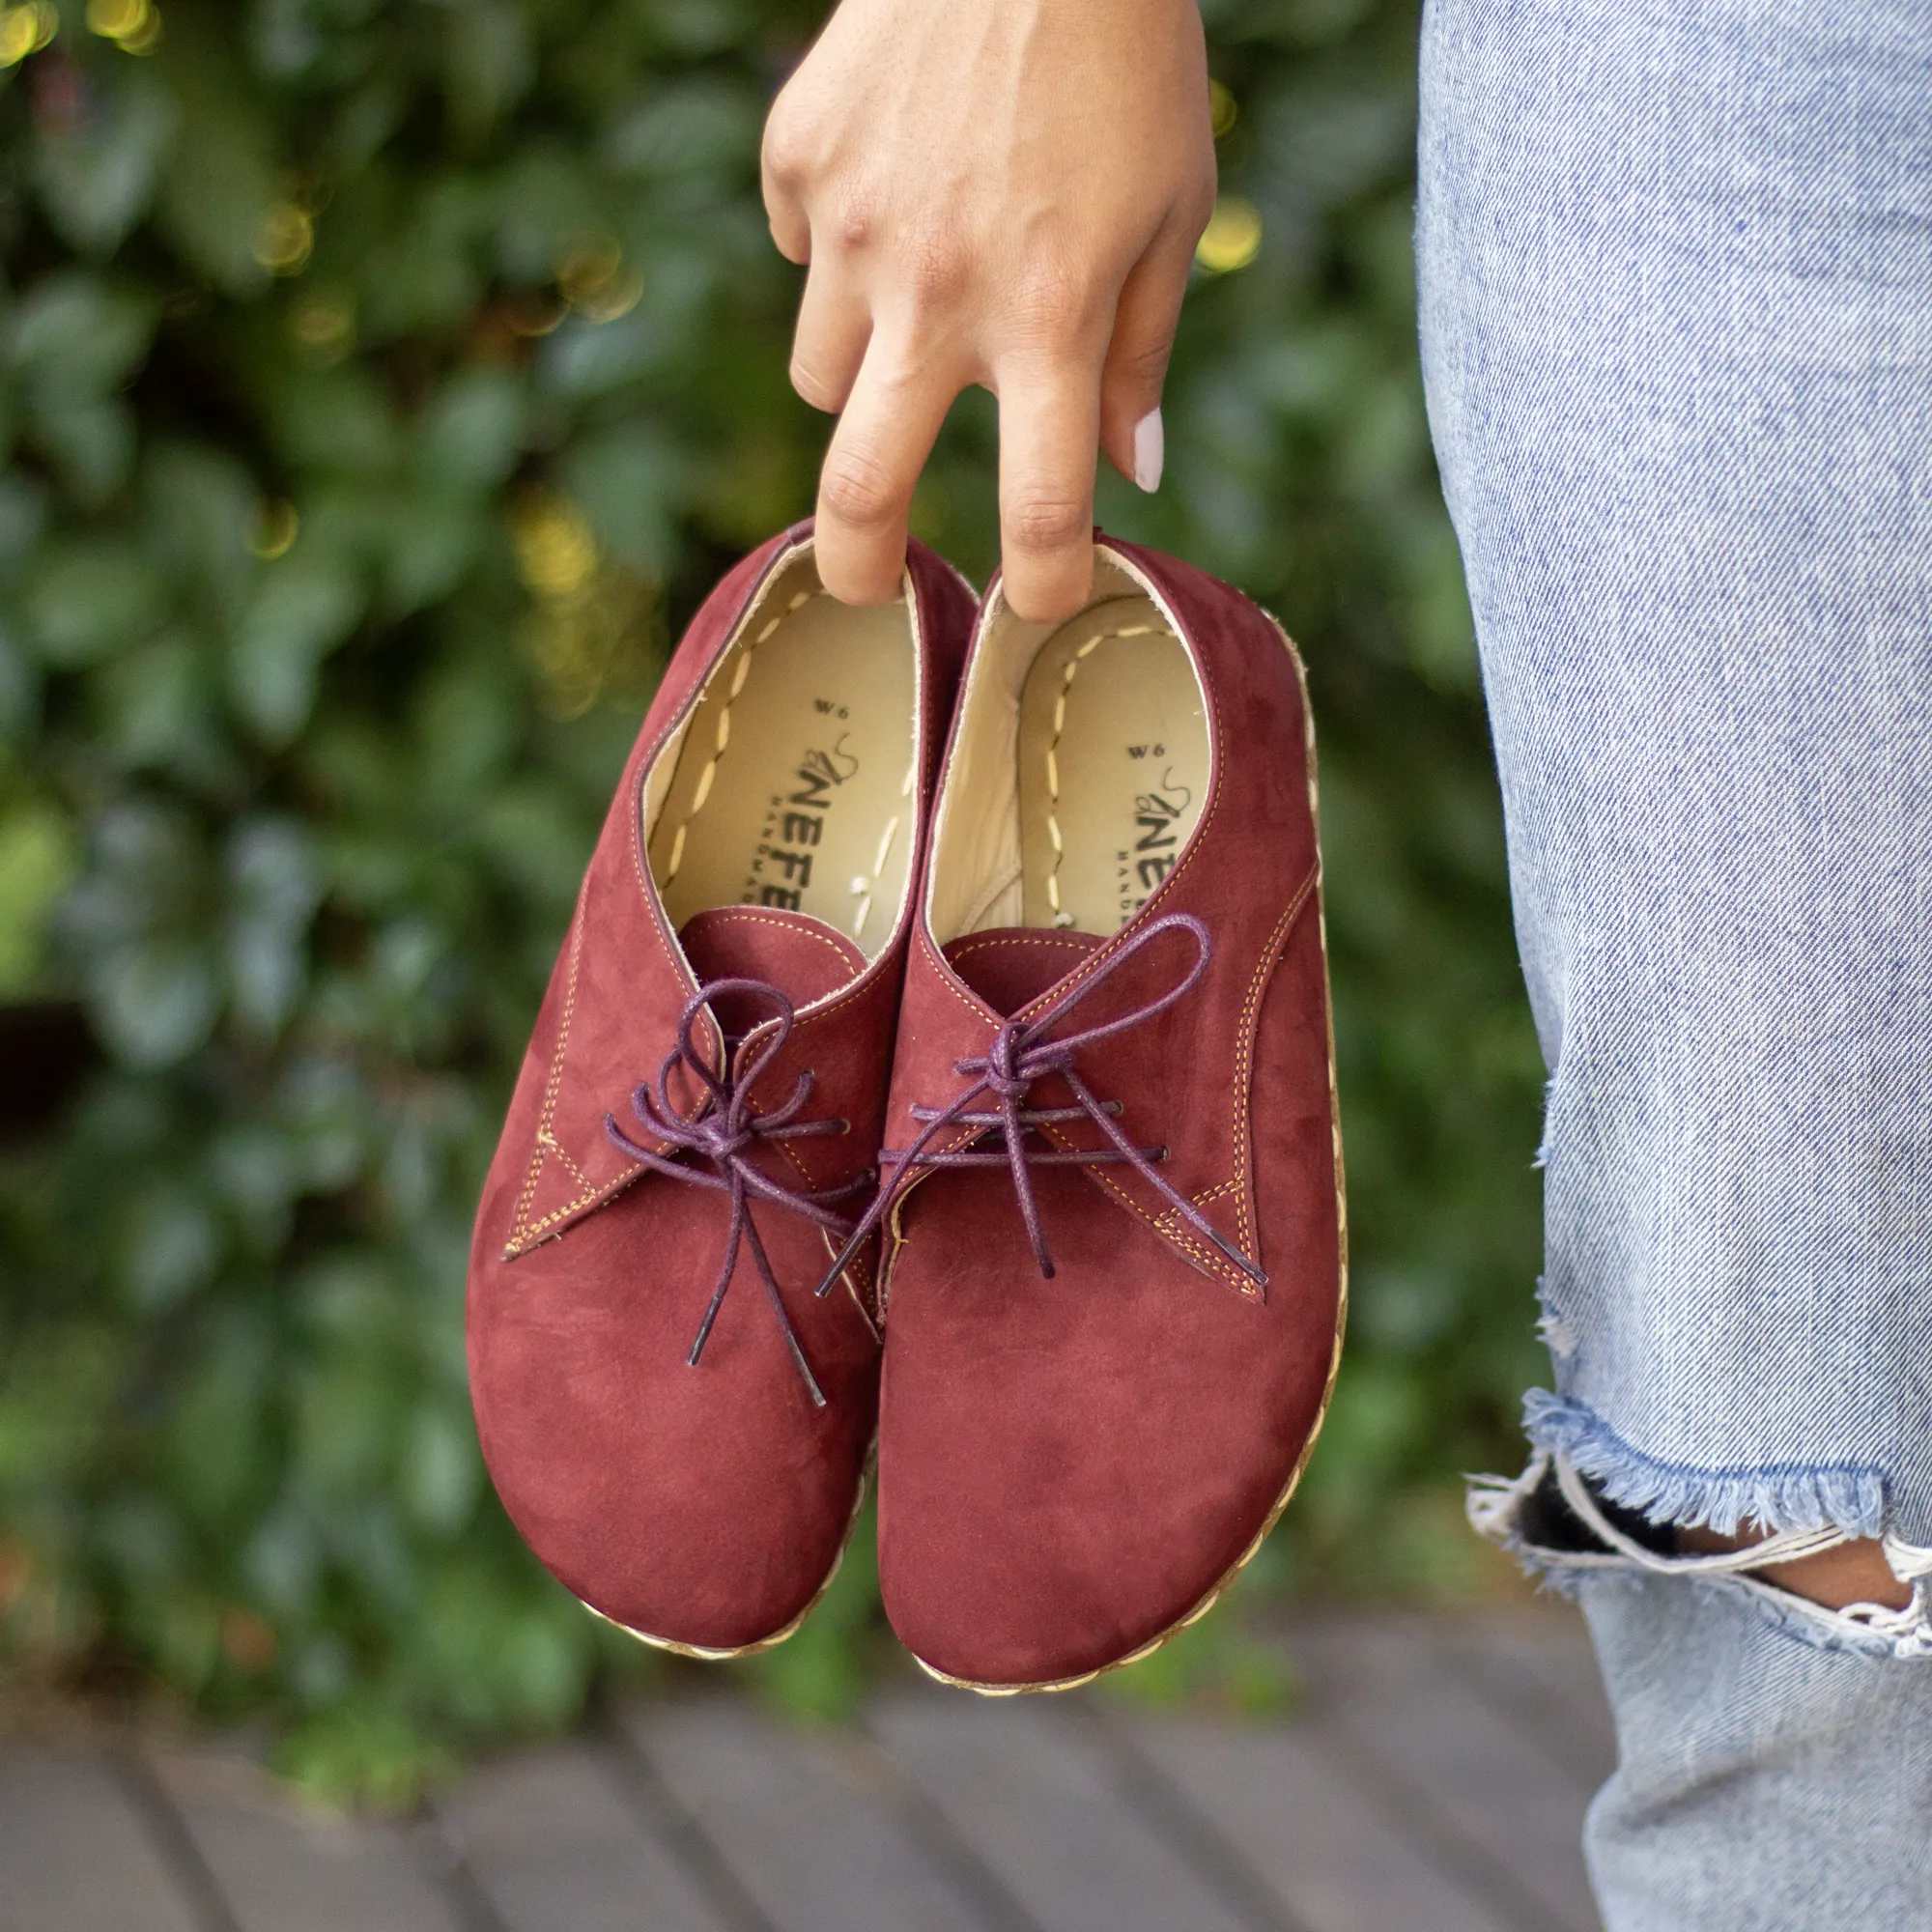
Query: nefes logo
xmin=1116 ymin=766 xmax=1191 ymax=916
xmin=747 ymin=734 xmax=859 ymax=910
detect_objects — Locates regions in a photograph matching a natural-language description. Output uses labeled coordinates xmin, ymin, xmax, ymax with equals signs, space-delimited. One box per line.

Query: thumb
xmin=1098 ymin=222 xmax=1196 ymax=493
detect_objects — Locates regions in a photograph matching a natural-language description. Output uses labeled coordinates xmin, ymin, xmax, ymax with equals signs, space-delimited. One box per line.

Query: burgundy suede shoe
xmin=822 ymin=534 xmax=1344 ymax=1690
xmin=469 ymin=525 xmax=973 ymax=1657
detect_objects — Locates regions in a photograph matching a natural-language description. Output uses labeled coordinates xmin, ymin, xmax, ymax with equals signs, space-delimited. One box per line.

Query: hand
xmin=762 ymin=0 xmax=1216 ymax=621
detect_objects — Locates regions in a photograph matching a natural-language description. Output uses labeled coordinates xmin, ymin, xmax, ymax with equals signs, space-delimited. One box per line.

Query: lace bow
xmin=606 ymin=978 xmax=872 ymax=1406
xmin=815 ymin=914 xmax=1265 ymax=1297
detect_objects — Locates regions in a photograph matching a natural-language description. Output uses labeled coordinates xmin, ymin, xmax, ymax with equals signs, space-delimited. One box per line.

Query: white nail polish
xmin=1133 ymin=408 xmax=1164 ymax=493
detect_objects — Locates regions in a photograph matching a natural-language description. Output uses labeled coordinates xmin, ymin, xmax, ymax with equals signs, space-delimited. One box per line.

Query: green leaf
xmin=0 ymin=619 xmax=42 ymax=748
xmin=10 ymin=271 xmax=158 ymax=400
xmin=114 ymin=1183 xmax=222 ymax=1313
xmin=0 ymin=474 xmax=51 ymax=582
xmin=378 ymin=496 xmax=484 ymax=616
xmin=25 ymin=398 xmax=139 ymax=507
xmin=561 ymin=425 xmax=684 ymax=576
xmin=0 ymin=1325 xmax=124 ymax=1491
xmin=268 ymin=366 xmax=402 ymax=478
xmin=154 ymin=50 xmax=283 ymax=297
xmin=9 ymin=276 xmax=158 ymax=503
xmin=399 ymin=1404 xmax=483 ymax=1535
xmin=604 ymin=79 xmax=762 ymax=186
xmin=443 ymin=0 xmax=534 ymax=144
xmin=0 ymin=798 xmax=79 ymax=996
xmin=414 ymin=368 xmax=526 ymax=496
xmin=90 ymin=937 xmax=221 ymax=1068
xmin=225 ymin=814 xmax=323 ymax=1033
xmin=142 ymin=441 xmax=262 ymax=619
xmin=32 ymin=68 xmax=181 ymax=257
xmin=24 ymin=541 xmax=172 ymax=668
xmin=91 ymin=631 xmax=222 ymax=777
xmin=538 ymin=306 xmax=674 ymax=400
xmin=274 ymin=1698 xmax=453 ymax=1813
xmin=228 ymin=556 xmax=364 ymax=744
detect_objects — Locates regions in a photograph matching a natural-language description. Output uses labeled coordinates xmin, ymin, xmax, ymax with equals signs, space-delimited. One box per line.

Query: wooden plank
xmin=149 ymin=1748 xmax=464 ymax=1932
xmin=1442 ymin=1610 xmax=1617 ymax=1793
xmin=0 ymin=1746 xmax=206 ymax=1932
xmin=627 ymin=1698 xmax=998 ymax=1932
xmin=1285 ymin=1621 xmax=1601 ymax=1932
xmin=867 ymin=1689 xmax=1254 ymax=1932
xmin=1122 ymin=1711 xmax=1517 ymax=1932
xmin=437 ymin=1739 xmax=729 ymax=1932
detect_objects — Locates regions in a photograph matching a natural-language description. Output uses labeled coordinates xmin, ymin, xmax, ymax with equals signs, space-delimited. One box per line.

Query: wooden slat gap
xmin=115 ymin=1745 xmax=245 ymax=1932
xmin=848 ymin=1714 xmax=1048 ymax=1932
xmin=1063 ymin=1699 xmax=1316 ymax=1932
xmin=589 ymin=1695 xmax=780 ymax=1932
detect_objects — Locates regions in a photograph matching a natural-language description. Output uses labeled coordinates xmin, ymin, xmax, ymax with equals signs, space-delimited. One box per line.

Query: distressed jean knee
xmin=1470 ymin=1452 xmax=1932 ymax=1663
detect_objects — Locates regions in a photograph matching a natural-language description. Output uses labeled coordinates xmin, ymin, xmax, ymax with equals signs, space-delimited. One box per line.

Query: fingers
xmin=995 ymin=349 xmax=1104 ymax=622
xmin=813 ymin=336 xmax=959 ymax=606
xmin=1097 ymin=218 xmax=1200 ymax=491
xmin=790 ymin=264 xmax=871 ymax=413
xmin=766 ymin=198 xmax=812 ymax=268
xmin=760 ymin=87 xmax=814 ymax=265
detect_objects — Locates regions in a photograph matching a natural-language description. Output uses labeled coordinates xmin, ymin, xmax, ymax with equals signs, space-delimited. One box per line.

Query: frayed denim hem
xmin=1470 ymin=1453 xmax=1932 ymax=1663
xmin=1521 ymin=1389 xmax=1890 ymax=1540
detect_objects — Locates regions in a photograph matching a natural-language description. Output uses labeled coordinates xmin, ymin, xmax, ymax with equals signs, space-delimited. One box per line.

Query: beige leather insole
xmin=1017 ymin=595 xmax=1208 ymax=934
xmin=647 ymin=588 xmax=916 ymax=956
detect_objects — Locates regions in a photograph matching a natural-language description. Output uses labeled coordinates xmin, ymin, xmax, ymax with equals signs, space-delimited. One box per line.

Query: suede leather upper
xmin=874 ymin=536 xmax=1345 ymax=1688
xmin=467 ymin=526 xmax=973 ymax=1654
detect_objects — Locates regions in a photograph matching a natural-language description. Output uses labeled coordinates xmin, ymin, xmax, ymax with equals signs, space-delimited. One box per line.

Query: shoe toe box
xmin=469 ymin=1179 xmax=877 ymax=1655
xmin=877 ymin=1172 xmax=1336 ymax=1689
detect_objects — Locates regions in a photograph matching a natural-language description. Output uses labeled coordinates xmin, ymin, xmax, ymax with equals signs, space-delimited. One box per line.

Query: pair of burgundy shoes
xmin=467 ymin=524 xmax=1345 ymax=1692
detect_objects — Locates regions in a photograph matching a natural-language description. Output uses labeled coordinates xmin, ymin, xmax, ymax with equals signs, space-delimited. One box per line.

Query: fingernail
xmin=1133 ymin=408 xmax=1164 ymax=493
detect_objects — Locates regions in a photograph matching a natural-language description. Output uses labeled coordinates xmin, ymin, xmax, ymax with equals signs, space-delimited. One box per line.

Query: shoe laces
xmin=605 ymin=978 xmax=873 ymax=1407
xmin=814 ymin=913 xmax=1265 ymax=1297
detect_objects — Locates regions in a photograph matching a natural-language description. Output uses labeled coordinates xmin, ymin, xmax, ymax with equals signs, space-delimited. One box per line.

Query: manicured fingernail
xmin=1133 ymin=408 xmax=1164 ymax=493
xmin=1128 ymin=406 xmax=1159 ymax=495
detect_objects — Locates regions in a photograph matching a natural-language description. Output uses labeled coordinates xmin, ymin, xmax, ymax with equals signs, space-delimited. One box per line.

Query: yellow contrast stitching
xmin=508 ymin=905 xmax=589 ymax=1249
xmin=661 ymin=587 xmax=818 ymax=890
xmin=945 ymin=931 xmax=1097 ymax=964
xmin=695 ymin=906 xmax=861 ymax=975
xmin=1039 ymin=622 xmax=1167 ymax=927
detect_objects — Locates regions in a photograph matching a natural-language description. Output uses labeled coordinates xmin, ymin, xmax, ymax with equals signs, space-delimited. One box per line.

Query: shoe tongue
xmin=942 ymin=925 xmax=1106 ymax=1017
xmin=677 ymin=907 xmax=866 ymax=1037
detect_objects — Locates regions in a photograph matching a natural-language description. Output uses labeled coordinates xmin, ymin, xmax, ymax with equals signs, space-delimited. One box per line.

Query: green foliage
xmin=0 ymin=0 xmax=1546 ymax=1796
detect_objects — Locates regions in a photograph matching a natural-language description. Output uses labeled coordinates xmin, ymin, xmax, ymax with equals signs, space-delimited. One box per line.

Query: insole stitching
xmin=851 ymin=768 xmax=913 ymax=944
xmin=1039 ymin=623 xmax=1171 ymax=928
xmin=659 ymin=585 xmax=820 ymax=894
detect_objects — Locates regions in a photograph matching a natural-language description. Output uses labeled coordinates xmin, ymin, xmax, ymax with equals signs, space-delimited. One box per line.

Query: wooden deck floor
xmin=0 ymin=1608 xmax=1611 ymax=1932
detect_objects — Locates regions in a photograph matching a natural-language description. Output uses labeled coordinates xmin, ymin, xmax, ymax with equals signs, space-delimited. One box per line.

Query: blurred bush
xmin=0 ymin=0 xmax=1547 ymax=1798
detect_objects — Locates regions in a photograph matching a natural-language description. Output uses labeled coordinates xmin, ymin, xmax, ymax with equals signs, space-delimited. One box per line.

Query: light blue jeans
xmin=1417 ymin=1 xmax=1932 ymax=1924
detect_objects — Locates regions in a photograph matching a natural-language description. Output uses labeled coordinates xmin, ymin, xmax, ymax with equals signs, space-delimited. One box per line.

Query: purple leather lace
xmin=814 ymin=913 xmax=1266 ymax=1297
xmin=605 ymin=978 xmax=872 ymax=1407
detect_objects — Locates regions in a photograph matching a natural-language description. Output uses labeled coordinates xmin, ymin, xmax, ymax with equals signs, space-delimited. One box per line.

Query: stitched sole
xmin=907 ymin=612 xmax=1350 ymax=1698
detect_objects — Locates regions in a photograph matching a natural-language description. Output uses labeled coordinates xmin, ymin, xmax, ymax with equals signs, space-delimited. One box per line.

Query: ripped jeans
xmin=1417 ymin=0 xmax=1932 ymax=1925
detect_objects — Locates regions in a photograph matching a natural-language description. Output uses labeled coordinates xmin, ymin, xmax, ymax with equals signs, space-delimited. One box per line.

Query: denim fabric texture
xmin=1577 ymin=1570 xmax=1932 ymax=1930
xmin=1417 ymin=0 xmax=1932 ymax=1548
